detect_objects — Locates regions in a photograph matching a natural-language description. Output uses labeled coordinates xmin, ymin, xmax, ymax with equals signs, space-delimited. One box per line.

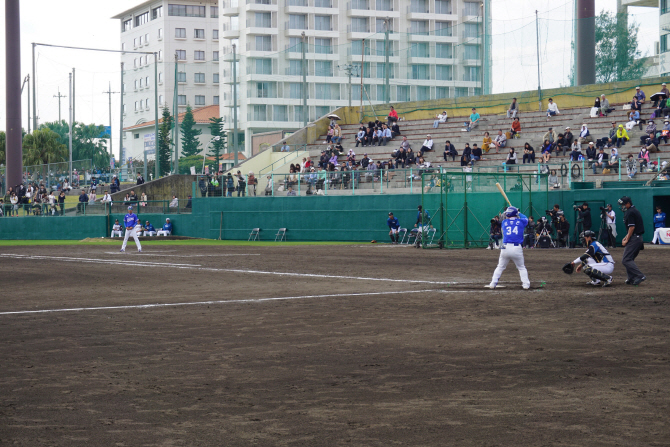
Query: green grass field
xmin=0 ymin=239 xmax=360 ymax=247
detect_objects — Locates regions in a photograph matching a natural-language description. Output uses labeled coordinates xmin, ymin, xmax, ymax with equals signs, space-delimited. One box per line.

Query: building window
xmin=213 ymin=96 xmax=220 ymax=105
xmin=436 ymin=65 xmax=452 ymax=80
xmin=465 ymin=66 xmax=480 ymax=82
xmin=134 ymin=133 xmax=140 ymax=139
xmin=256 ymin=12 xmax=271 ymax=28
xmin=256 ymin=35 xmax=272 ymax=51
xmin=314 ymin=60 xmax=333 ymax=76
xmin=436 ymin=43 xmax=452 ymax=58
xmin=176 ymin=50 xmax=186 ymax=60
xmin=463 ymin=1 xmax=479 ymax=15
xmin=411 ymin=64 xmax=429 ymax=80
xmin=175 ymin=28 xmax=186 ymax=38
xmin=314 ymin=15 xmax=331 ymax=31
xmin=178 ymin=95 xmax=187 ymax=105
xmin=410 ymin=0 xmax=427 ymax=14
xmin=410 ymin=20 xmax=428 ymax=35
xmin=211 ymin=6 xmax=219 ymax=18
xmin=213 ymin=73 xmax=220 ymax=83
xmin=122 ymin=43 xmax=126 ymax=52
xmin=213 ymin=51 xmax=219 ymax=61
xmin=145 ymin=76 xmax=149 ymax=87
xmin=159 ymin=72 xmax=163 ymax=83
xmin=123 ymin=104 xmax=127 ymax=113
xmin=397 ymin=85 xmax=409 ymax=102
xmin=194 ymin=50 xmax=205 ymax=61
xmin=177 ymin=72 xmax=186 ymax=82
xmin=410 ymin=42 xmax=429 ymax=58
xmin=294 ymin=105 xmax=306 ymax=122
xmin=662 ymin=34 xmax=669 ymax=53
xmin=257 ymin=82 xmax=274 ymax=98
xmin=289 ymin=37 xmax=302 ymax=52
xmin=253 ymin=105 xmax=267 ymax=121
xmin=376 ymin=85 xmax=387 ymax=101
xmin=315 ymin=83 xmax=331 ymax=100
xmin=351 ymin=0 xmax=368 ymax=9
xmin=288 ymin=0 xmax=307 ymax=5
xmin=137 ymin=78 xmax=142 ymax=88
xmin=133 ymin=58 xmax=138 ymax=68
xmin=376 ymin=63 xmax=394 ymax=79
xmin=351 ymin=41 xmax=370 ymax=57
xmin=146 ymin=97 xmax=150 ymax=109
xmin=376 ymin=0 xmax=392 ymax=11
xmin=314 ymin=38 xmax=332 ymax=54
xmin=315 ymin=0 xmax=331 ymax=7
xmin=152 ymin=6 xmax=163 ymax=19
xmin=464 ymin=23 xmax=479 ymax=38
xmin=168 ymin=5 xmax=206 ymax=17
xmin=158 ymin=50 xmax=163 ymax=61
xmin=195 ymin=95 xmax=206 ymax=106
xmin=159 ymin=95 xmax=164 ymax=105
xmin=417 ymin=86 xmax=430 ymax=101
xmin=289 ymin=83 xmax=302 ymax=99
xmin=158 ymin=28 xmax=163 ymax=39
xmin=135 ymin=101 xmax=139 ymax=111
xmin=135 ymin=80 xmax=139 ymax=89
xmin=352 ymin=62 xmax=370 ymax=78
xmin=435 ymin=0 xmax=450 ymax=14
xmin=194 ymin=29 xmax=205 ymax=39
xmin=350 ymin=17 xmax=368 ymax=33
xmin=288 ymin=60 xmax=302 ymax=76
xmin=255 ymin=58 xmax=272 ymax=74
xmin=135 ymin=11 xmax=150 ymax=27
xmin=289 ymin=14 xmax=307 ymax=30
xmin=436 ymin=22 xmax=452 ymax=36
xmin=195 ymin=72 xmax=205 ymax=83
xmin=463 ymin=44 xmax=479 ymax=60
xmin=213 ymin=29 xmax=219 ymax=40
xmin=436 ymin=87 xmax=450 ymax=99
xmin=273 ymin=105 xmax=288 ymax=121
xmin=134 ymin=37 xmax=139 ymax=47
xmin=144 ymin=33 xmax=149 ymax=44
xmin=122 ymin=19 xmax=132 ymax=32
xmin=455 ymin=87 xmax=469 ymax=97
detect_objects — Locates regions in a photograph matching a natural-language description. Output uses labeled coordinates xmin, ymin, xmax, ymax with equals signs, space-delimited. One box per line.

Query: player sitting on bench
xmin=156 ymin=218 xmax=173 ymax=237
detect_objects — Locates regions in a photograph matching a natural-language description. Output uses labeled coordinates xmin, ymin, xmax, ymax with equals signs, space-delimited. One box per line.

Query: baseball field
xmin=0 ymin=241 xmax=668 ymax=446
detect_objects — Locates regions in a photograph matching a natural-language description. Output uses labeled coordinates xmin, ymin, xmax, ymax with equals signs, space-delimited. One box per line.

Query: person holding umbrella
xmin=653 ymin=83 xmax=669 ymax=107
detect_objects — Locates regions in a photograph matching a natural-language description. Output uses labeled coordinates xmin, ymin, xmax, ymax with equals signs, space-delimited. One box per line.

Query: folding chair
xmin=397 ymin=228 xmax=408 ymax=244
xmin=405 ymin=228 xmax=419 ymax=245
xmin=248 ymin=228 xmax=261 ymax=241
xmin=425 ymin=228 xmax=437 ymax=245
xmin=274 ymin=228 xmax=287 ymax=242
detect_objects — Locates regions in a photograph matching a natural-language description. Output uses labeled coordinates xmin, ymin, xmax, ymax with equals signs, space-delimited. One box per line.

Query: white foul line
xmin=0 ymin=253 xmax=465 ymax=285
xmin=0 ymin=289 xmax=488 ymax=316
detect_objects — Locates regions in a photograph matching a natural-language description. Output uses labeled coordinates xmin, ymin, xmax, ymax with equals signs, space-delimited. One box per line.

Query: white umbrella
xmin=327 ymin=114 xmax=341 ymax=120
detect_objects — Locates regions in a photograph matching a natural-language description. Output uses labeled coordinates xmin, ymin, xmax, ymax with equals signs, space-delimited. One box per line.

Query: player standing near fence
xmin=487 ymin=206 xmax=531 ymax=290
xmin=120 ymin=206 xmax=142 ymax=253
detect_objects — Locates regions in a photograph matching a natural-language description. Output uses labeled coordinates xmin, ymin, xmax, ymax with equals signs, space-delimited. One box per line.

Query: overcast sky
xmin=0 ymin=0 xmax=659 ymax=159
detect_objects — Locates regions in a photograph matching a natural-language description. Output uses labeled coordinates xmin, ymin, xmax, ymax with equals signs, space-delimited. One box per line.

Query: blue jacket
xmin=145 ymin=223 xmax=156 ymax=232
xmin=387 ymin=217 xmax=400 ymax=229
xmin=162 ymin=222 xmax=173 ymax=232
xmin=416 ymin=210 xmax=431 ymax=225
xmin=654 ymin=212 xmax=666 ymax=228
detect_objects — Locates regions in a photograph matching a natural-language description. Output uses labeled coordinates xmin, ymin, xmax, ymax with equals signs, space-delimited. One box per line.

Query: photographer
xmin=524 ymin=215 xmax=537 ymax=248
xmin=556 ymin=214 xmax=570 ymax=247
xmin=546 ymin=204 xmax=562 ymax=227
xmin=604 ymin=204 xmax=616 ymax=247
xmin=536 ymin=216 xmax=552 ymax=236
xmin=488 ymin=215 xmax=502 ymax=249
xmin=575 ymin=202 xmax=592 ymax=231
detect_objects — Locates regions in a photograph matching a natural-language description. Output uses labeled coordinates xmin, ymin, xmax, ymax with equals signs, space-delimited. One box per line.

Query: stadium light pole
xmin=68 ymin=71 xmax=73 ymax=186
xmin=5 ymin=0 xmax=23 ymax=191
xmin=119 ymin=62 xmax=124 ymax=172
xmin=233 ymin=43 xmax=238 ymax=167
xmin=32 ymin=42 xmax=37 ymax=130
xmin=154 ymin=52 xmax=159 ymax=182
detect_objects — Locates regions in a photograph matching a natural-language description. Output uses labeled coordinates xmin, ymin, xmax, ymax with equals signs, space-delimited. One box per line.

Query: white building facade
xmin=113 ymin=0 xmax=221 ymax=159
xmin=220 ymin=0 xmax=491 ymax=155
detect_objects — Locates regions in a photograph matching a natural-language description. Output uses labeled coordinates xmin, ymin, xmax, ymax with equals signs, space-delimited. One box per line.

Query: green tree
xmin=22 ymin=128 xmax=68 ymax=166
xmin=595 ymin=11 xmax=646 ymax=83
xmin=0 ymin=131 xmax=5 ymax=165
xmin=39 ymin=120 xmax=110 ymax=168
xmin=179 ymin=105 xmax=202 ymax=158
xmin=158 ymin=106 xmax=173 ymax=176
xmin=177 ymin=154 xmax=208 ymax=175
xmin=207 ymin=117 xmax=227 ymax=173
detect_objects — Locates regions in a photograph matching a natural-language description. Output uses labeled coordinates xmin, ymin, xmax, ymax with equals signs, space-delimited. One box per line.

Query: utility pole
xmin=68 ymin=71 xmax=73 ymax=186
xmin=301 ymin=31 xmax=307 ymax=129
xmin=72 ymin=67 xmax=76 ymax=124
xmin=103 ymin=82 xmax=119 ymax=159
xmin=119 ymin=62 xmax=124 ymax=171
xmin=233 ymin=43 xmax=238 ymax=167
xmin=535 ymin=10 xmax=542 ymax=111
xmin=26 ymin=75 xmax=30 ymax=133
xmin=32 ymin=42 xmax=37 ymax=131
xmin=54 ymin=89 xmax=66 ymax=122
xmin=6 ymin=0 xmax=23 ymax=191
xmin=384 ymin=18 xmax=390 ymax=104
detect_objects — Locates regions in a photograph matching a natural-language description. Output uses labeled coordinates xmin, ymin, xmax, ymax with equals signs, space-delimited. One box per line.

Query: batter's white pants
xmin=111 ymin=230 xmax=122 ymax=238
xmin=156 ymin=230 xmax=171 ymax=237
xmin=144 ymin=231 xmax=156 ymax=237
xmin=121 ymin=227 xmax=142 ymax=251
xmin=652 ymin=228 xmax=665 ymax=244
xmin=489 ymin=245 xmax=530 ymax=288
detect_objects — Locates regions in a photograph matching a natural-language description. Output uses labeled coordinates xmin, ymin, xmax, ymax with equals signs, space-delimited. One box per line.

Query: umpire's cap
xmin=618 ymin=196 xmax=632 ymax=206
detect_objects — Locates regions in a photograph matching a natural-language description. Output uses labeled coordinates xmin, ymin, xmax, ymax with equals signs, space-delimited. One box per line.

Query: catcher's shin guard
xmin=584 ymin=265 xmax=611 ymax=282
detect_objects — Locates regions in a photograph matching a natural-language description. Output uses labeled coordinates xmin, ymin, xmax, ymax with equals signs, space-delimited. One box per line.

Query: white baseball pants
xmin=121 ymin=227 xmax=142 ymax=251
xmin=144 ymin=231 xmax=156 ymax=237
xmin=652 ymin=227 xmax=667 ymax=244
xmin=489 ymin=244 xmax=530 ymax=288
xmin=111 ymin=230 xmax=122 ymax=237
xmin=156 ymin=230 xmax=171 ymax=236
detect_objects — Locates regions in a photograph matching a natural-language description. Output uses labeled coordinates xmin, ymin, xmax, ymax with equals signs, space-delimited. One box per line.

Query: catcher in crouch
xmin=563 ymin=230 xmax=614 ymax=286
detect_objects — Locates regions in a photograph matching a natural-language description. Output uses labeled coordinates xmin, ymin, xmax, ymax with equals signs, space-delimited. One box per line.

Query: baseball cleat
xmin=602 ymin=277 xmax=613 ymax=287
xmin=625 ymin=279 xmax=632 ymax=285
xmin=631 ymin=276 xmax=646 ymax=286
xmin=586 ymin=280 xmax=600 ymax=286
xmin=485 ymin=283 xmax=497 ymax=289
xmin=120 ymin=249 xmax=125 ymax=252
xmin=522 ymin=284 xmax=530 ymax=290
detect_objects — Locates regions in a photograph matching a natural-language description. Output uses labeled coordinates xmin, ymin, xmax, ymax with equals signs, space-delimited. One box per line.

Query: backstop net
xmin=419 ymin=171 xmax=549 ymax=249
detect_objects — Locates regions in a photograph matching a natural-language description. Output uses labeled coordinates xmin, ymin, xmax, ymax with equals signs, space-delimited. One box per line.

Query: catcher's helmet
xmin=505 ymin=206 xmax=519 ymax=218
xmin=580 ymin=230 xmax=596 ymax=239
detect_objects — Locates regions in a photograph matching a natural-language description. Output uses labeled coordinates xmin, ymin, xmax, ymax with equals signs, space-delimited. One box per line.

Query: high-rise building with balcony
xmin=221 ymin=0 xmax=491 ymax=155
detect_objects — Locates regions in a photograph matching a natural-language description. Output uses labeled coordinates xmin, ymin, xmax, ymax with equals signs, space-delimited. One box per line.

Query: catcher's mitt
xmin=562 ymin=262 xmax=574 ymax=275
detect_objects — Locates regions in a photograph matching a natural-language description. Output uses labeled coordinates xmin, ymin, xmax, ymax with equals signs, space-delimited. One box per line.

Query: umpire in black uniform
xmin=619 ymin=196 xmax=646 ymax=285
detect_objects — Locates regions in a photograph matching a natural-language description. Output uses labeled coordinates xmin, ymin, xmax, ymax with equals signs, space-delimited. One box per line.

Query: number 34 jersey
xmin=501 ymin=213 xmax=528 ymax=245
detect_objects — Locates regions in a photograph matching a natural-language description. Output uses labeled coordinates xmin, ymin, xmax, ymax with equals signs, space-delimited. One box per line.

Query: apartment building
xmin=220 ymin=0 xmax=491 ymax=154
xmin=113 ymin=0 xmax=221 ymax=159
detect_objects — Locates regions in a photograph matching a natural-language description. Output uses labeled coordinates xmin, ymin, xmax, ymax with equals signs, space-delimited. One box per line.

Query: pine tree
xmin=207 ymin=117 xmax=227 ymax=173
xmin=180 ymin=105 xmax=202 ymax=158
xmin=158 ymin=106 xmax=173 ymax=176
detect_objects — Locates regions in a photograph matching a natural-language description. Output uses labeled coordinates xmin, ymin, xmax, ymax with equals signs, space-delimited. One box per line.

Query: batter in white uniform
xmin=488 ymin=206 xmax=531 ymax=289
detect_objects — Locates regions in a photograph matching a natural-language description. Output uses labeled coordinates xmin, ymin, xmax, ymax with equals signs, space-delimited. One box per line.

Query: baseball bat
xmin=495 ymin=182 xmax=512 ymax=207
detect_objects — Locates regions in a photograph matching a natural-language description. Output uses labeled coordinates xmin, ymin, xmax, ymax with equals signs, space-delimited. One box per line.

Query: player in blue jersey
xmin=488 ymin=206 xmax=531 ymax=290
xmin=387 ymin=212 xmax=401 ymax=244
xmin=651 ymin=206 xmax=666 ymax=244
xmin=569 ymin=230 xmax=614 ymax=286
xmin=120 ymin=206 xmax=142 ymax=253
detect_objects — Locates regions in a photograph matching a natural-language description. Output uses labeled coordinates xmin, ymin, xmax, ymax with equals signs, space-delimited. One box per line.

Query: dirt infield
xmin=0 ymin=243 xmax=668 ymax=446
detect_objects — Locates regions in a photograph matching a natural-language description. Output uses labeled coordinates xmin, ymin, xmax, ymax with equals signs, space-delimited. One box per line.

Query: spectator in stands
xmin=372 ymin=127 xmax=383 ymax=146
xmin=596 ymin=122 xmax=617 ymax=149
xmin=577 ymin=123 xmax=592 ymax=147
xmin=281 ymin=142 xmax=291 ymax=152
xmin=391 ymin=122 xmax=401 ymax=138
xmin=654 ymin=96 xmax=668 ymax=119
xmin=319 ymin=151 xmax=329 ymax=169
xmin=226 ymin=173 xmax=235 ymax=196
xmin=635 ymin=86 xmax=646 ymax=104
xmin=556 ymin=214 xmax=570 ymax=247
xmin=398 ymin=136 xmax=411 ymax=153
xmin=585 ymin=141 xmax=597 ymax=164
xmin=592 ymin=148 xmax=609 ymax=174
xmin=433 ymin=111 xmax=448 ymax=128
xmin=143 ymin=221 xmax=157 ymax=236
xmin=626 ymin=109 xmax=641 ymax=131
xmin=482 ymin=131 xmax=492 ymax=153
xmin=599 ymin=94 xmax=612 ymax=117
xmin=638 ymin=147 xmax=650 ymax=171
xmin=360 ymin=153 xmax=372 ymax=170
xmin=136 ymin=173 xmax=145 ymax=185
xmin=543 ymin=127 xmax=557 ymax=150
xmin=460 ymin=143 xmax=472 ymax=167
xmin=287 ymin=186 xmax=297 ymax=196
xmin=328 ymin=152 xmax=339 ymax=167
xmin=471 ymin=144 xmax=483 ymax=164
xmin=387 ymin=105 xmax=398 ymax=126
xmin=393 ymin=147 xmax=406 ymax=168
xmin=554 ymin=132 xmax=568 ymax=157
xmin=661 ymin=120 xmax=670 ymax=144
xmin=507 ymin=97 xmax=518 ymax=119
xmin=347 ymin=149 xmax=356 ymax=164
xmin=510 ymin=117 xmax=521 ymax=137
xmin=607 ymin=153 xmax=619 ymax=173
xmin=129 ymin=190 xmax=139 ymax=206
xmin=640 ymin=120 xmax=657 ymax=144
xmin=325 ymin=126 xmax=334 ymax=144
xmin=77 ymin=189 xmax=88 ymax=213
xmin=493 ymin=129 xmax=506 ymax=153
xmin=57 ymin=190 xmax=65 ymax=215
xmin=569 ymin=143 xmax=583 ymax=161
xmin=157 ymin=218 xmax=173 ymax=236
xmin=380 ymin=124 xmax=392 ymax=146
xmin=654 ymin=83 xmax=669 ymax=107
xmin=465 ymin=108 xmax=480 ymax=132
xmin=505 ymin=148 xmax=517 ymax=165
xmin=236 ymin=171 xmax=247 ymax=196
xmin=110 ymin=175 xmax=120 ymax=194
xmin=169 ymin=195 xmax=179 ymax=208
xmin=630 ymin=96 xmax=642 ymax=113
xmin=363 ymin=127 xmax=374 ymax=146
xmin=626 ymin=154 xmax=637 ymax=179
xmin=540 ymin=140 xmax=553 ymax=163
xmin=332 ymin=124 xmax=342 ymax=144
xmin=406 ymin=148 xmax=417 ymax=166
xmin=522 ymin=143 xmax=535 ymax=163
xmin=355 ymin=128 xmax=366 ymax=147
xmin=546 ymin=98 xmax=560 ymax=118
xmin=186 ymin=195 xmax=192 ymax=208
xmin=89 ymin=188 xmax=97 ymax=204
xmin=444 ymin=140 xmax=457 ymax=162
xmin=139 ymin=192 xmax=147 ymax=206
xmin=488 ymin=215 xmax=502 ymax=249
xmin=419 ymin=135 xmax=434 ymax=158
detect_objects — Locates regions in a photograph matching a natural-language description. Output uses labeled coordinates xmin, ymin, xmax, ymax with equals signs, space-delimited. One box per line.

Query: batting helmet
xmin=505 ymin=206 xmax=519 ymax=218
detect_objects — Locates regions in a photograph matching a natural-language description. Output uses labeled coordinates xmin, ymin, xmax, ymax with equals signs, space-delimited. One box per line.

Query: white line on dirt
xmin=0 ymin=289 xmax=489 ymax=316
